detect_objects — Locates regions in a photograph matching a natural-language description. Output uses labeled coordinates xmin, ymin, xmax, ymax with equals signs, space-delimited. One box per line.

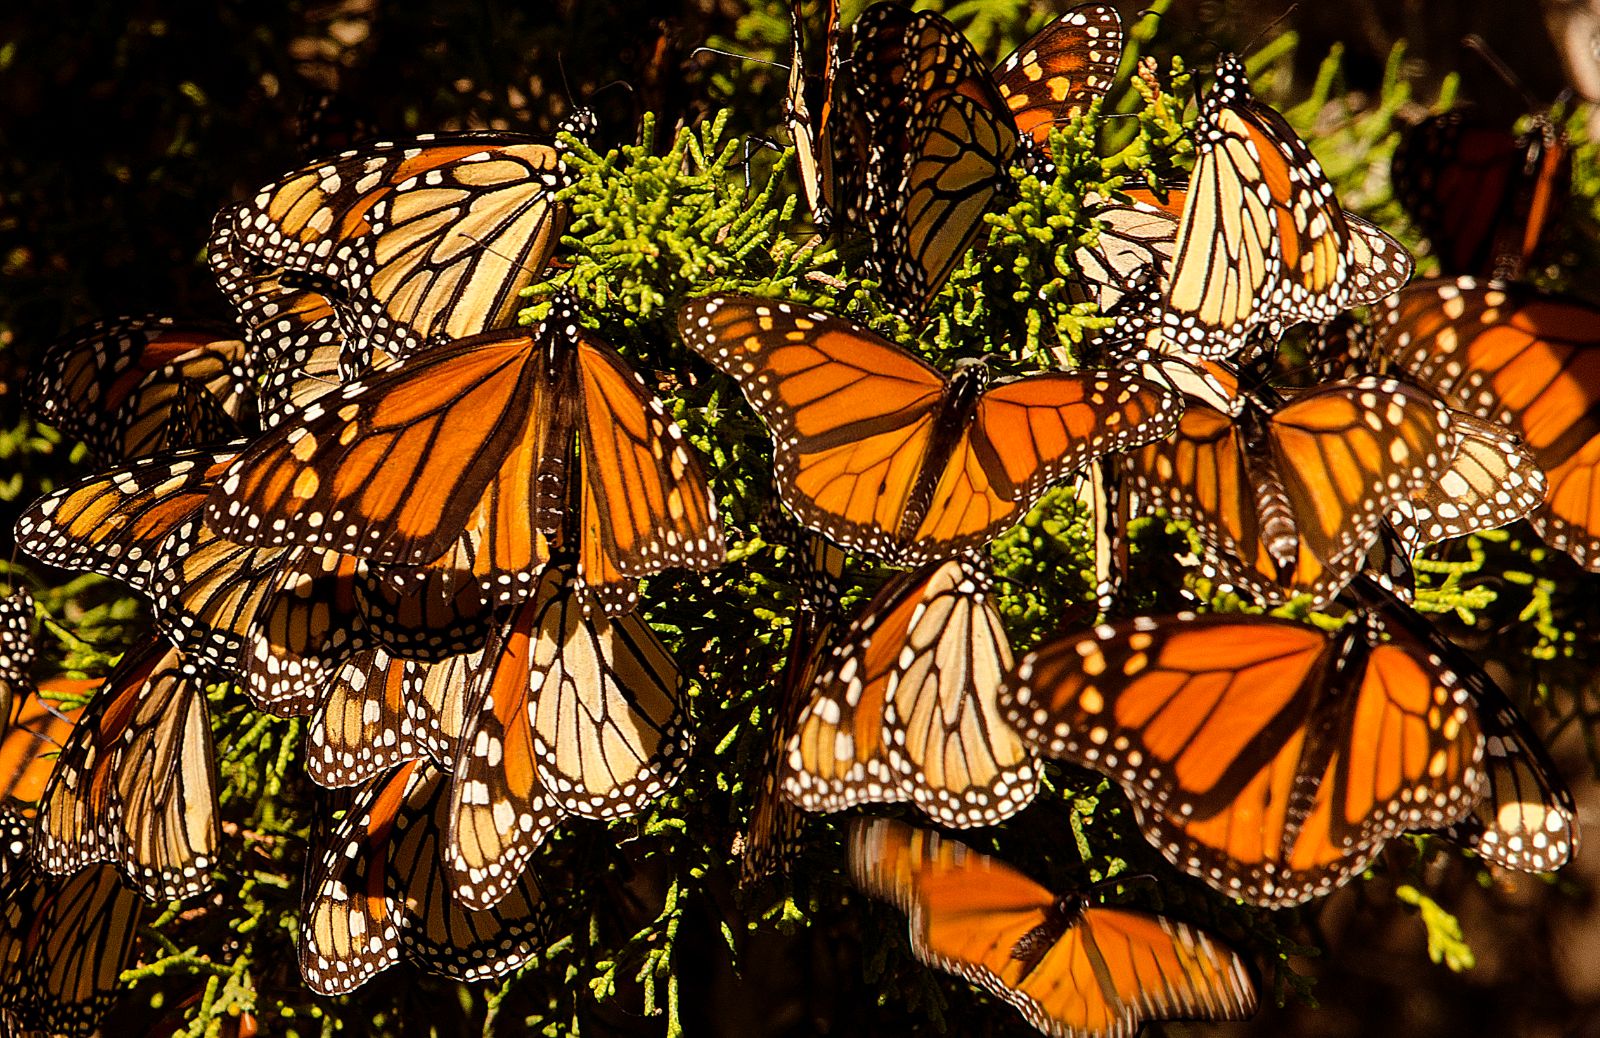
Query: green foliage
xmin=1396 ymin=885 xmax=1477 ymax=973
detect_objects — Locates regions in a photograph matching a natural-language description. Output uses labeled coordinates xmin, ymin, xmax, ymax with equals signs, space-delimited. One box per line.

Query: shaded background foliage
xmin=2 ymin=1 xmax=1599 ymax=1036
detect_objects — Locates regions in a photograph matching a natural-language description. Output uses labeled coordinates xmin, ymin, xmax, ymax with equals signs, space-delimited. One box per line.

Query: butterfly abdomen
xmin=898 ymin=360 xmax=991 ymax=548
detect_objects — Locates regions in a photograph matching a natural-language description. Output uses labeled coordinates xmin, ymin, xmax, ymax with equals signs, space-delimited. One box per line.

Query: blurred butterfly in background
xmin=213 ymin=118 xmax=595 ymax=359
xmin=300 ymin=759 xmax=544 ymax=996
xmin=1392 ymin=108 xmax=1569 ymax=281
xmin=34 ymin=638 xmax=219 ymax=903
xmin=1372 ymin=276 xmax=1600 ymax=571
xmin=1001 ymin=607 xmax=1490 ymax=907
xmin=833 ymin=3 xmax=1123 ymax=317
xmin=679 ymin=294 xmax=1180 ymax=565
xmin=1117 ymin=56 xmax=1410 ymax=363
xmin=205 ymin=291 xmax=725 ymax=618
xmin=848 ymin=818 xmax=1259 ymax=1037
xmin=783 ymin=553 xmax=1038 ymax=828
xmin=26 ymin=317 xmax=257 ymax=463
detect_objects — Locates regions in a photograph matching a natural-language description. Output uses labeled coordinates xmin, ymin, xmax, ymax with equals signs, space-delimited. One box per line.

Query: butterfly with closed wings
xmin=809 ymin=3 xmax=1123 ymax=317
xmin=1114 ymin=56 xmax=1411 ymax=363
xmin=783 ymin=553 xmax=1037 ymax=827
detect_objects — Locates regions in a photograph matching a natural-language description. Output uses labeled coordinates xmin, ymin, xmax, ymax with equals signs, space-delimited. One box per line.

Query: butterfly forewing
xmin=14 ymin=447 xmax=242 ymax=592
xmin=993 ymin=4 xmax=1124 ymax=152
xmin=225 ymin=128 xmax=586 ymax=357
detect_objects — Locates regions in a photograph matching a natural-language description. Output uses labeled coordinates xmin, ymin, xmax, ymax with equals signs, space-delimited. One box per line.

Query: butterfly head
xmin=1205 ymin=53 xmax=1251 ymax=112
xmin=947 ymin=356 xmax=991 ymax=404
xmin=557 ymin=107 xmax=599 ymax=149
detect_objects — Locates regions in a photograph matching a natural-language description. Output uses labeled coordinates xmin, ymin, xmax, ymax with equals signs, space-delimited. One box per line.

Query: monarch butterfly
xmin=34 ymin=638 xmax=219 ymax=903
xmin=784 ymin=0 xmax=848 ymax=230
xmin=1371 ymin=277 xmax=1600 ymax=570
xmin=0 ymin=683 xmax=90 ymax=810
xmin=216 ymin=116 xmax=593 ymax=359
xmin=13 ymin=447 xmax=243 ymax=594
xmin=1350 ymin=580 xmax=1576 ymax=872
xmin=0 ymin=591 xmax=35 ymax=730
xmin=783 ymin=554 xmax=1038 ymax=827
xmin=1121 ymin=375 xmax=1457 ymax=607
xmin=1146 ymin=56 xmax=1411 ymax=361
xmin=848 ymin=818 xmax=1259 ymax=1038
xmin=1077 ymin=186 xmax=1408 ymax=359
xmin=841 ymin=5 xmax=1123 ymax=317
xmin=205 ymin=291 xmax=725 ymax=617
xmin=1000 ymin=609 xmax=1490 ymax=907
xmin=1391 ymin=109 xmax=1569 ymax=280
xmin=679 ymin=295 xmax=1180 ymax=565
xmin=735 ymin=607 xmax=829 ymax=884
xmin=300 ymin=759 xmax=544 ymax=996
xmin=209 ymin=218 xmax=398 ymax=427
xmin=446 ymin=559 xmax=686 ymax=910
xmin=844 ymin=3 xmax=1018 ymax=317
xmin=0 ymin=810 xmax=143 ymax=1037
xmin=26 ymin=317 xmax=258 ymax=463
xmin=305 ymin=645 xmax=479 ymax=789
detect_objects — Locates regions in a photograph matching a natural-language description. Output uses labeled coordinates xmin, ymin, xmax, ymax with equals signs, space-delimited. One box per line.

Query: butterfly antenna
xmin=555 ymin=51 xmax=577 ymax=111
xmin=1238 ymin=5 xmax=1299 ymax=61
xmin=586 ymin=78 xmax=636 ymax=104
xmin=1462 ymin=35 xmax=1544 ymax=112
xmin=689 ymin=46 xmax=790 ymax=72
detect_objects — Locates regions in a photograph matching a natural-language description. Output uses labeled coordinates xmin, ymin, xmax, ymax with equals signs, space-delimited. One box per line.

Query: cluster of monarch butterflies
xmin=0 ymin=1 xmax=1590 ymax=1035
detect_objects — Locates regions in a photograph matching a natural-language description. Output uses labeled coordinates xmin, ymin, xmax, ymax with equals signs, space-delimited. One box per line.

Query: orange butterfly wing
xmin=1376 ymin=278 xmax=1600 ymax=569
xmin=15 ymin=448 xmax=239 ymax=593
xmin=993 ymin=5 xmax=1124 ymax=148
xmin=573 ymin=333 xmax=725 ymax=613
xmin=1003 ymin=614 xmax=1486 ymax=906
xmin=680 ymin=296 xmax=946 ymax=555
